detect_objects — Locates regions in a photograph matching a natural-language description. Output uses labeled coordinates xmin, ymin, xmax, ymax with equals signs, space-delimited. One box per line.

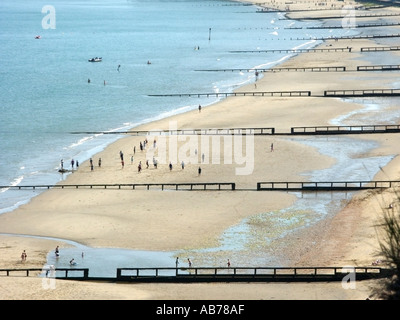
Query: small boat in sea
xmin=35 ymin=35 xmax=41 ymax=39
xmin=88 ymin=57 xmax=102 ymax=62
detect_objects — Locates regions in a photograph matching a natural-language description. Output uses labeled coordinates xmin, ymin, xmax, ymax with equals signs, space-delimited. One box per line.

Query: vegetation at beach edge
xmin=372 ymin=184 xmax=400 ymax=299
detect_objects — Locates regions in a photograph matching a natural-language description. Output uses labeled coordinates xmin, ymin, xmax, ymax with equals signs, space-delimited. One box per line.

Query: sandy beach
xmin=1 ymin=0 xmax=400 ymax=301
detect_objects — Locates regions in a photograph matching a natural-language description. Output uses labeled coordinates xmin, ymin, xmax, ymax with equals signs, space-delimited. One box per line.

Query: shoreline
xmin=0 ymin=4 xmax=327 ymax=216
xmin=1 ymin=0 xmax=400 ymax=299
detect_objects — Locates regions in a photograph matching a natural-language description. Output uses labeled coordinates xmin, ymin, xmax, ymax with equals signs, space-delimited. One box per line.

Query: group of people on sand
xmin=122 ymin=139 xmax=204 ymax=176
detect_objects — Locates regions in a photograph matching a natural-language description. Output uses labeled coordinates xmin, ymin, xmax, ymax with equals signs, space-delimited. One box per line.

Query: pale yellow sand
xmin=1 ymin=1 xmax=400 ymax=300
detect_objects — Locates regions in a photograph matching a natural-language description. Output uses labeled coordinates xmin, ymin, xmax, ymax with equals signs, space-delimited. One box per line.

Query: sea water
xmin=0 ymin=0 xmax=358 ymax=213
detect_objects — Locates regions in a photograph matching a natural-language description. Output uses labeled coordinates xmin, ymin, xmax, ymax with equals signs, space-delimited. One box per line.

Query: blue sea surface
xmin=0 ymin=0 xmax=358 ymax=213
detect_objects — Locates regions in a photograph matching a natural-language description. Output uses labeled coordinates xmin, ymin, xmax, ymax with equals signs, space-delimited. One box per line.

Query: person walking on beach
xmin=98 ymin=158 xmax=102 ymax=167
xmin=138 ymin=161 xmax=142 ymax=172
xmin=270 ymin=143 xmax=274 ymax=152
xmin=175 ymin=257 xmax=179 ymax=268
xmin=198 ymin=166 xmax=202 ymax=176
xmin=131 ymin=155 xmax=134 ymax=165
xmin=181 ymin=161 xmax=185 ymax=170
xmin=153 ymin=157 xmax=157 ymax=169
xmin=188 ymin=258 xmax=192 ymax=268
xmin=71 ymin=159 xmax=75 ymax=169
xmin=55 ymin=246 xmax=60 ymax=257
xmin=60 ymin=159 xmax=64 ymax=170
xmin=169 ymin=162 xmax=173 ymax=171
xmin=198 ymin=104 xmax=201 ymax=113
xmin=21 ymin=250 xmax=27 ymax=262
xmin=227 ymin=259 xmax=231 ymax=268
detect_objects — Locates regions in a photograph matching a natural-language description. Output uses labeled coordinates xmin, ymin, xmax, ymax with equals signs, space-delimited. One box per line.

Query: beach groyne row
xmin=230 ymin=46 xmax=398 ymax=53
xmin=148 ymin=91 xmax=311 ymax=97
xmin=290 ymin=124 xmax=400 ymax=135
xmin=3 ymin=180 xmax=399 ymax=192
xmin=240 ymin=22 xmax=400 ymax=30
xmin=274 ymin=33 xmax=400 ymax=41
xmin=0 ymin=183 xmax=236 ymax=191
xmin=72 ymin=124 xmax=400 ymax=137
xmin=115 ymin=266 xmax=389 ymax=283
xmin=256 ymin=180 xmax=398 ymax=191
xmin=287 ymin=22 xmax=400 ymax=29
xmin=357 ymin=65 xmax=400 ymax=71
xmin=323 ymin=88 xmax=400 ymax=97
xmin=278 ymin=12 xmax=400 ymax=20
xmin=361 ymin=46 xmax=400 ymax=52
xmin=1 ymin=266 xmax=389 ymax=283
xmin=195 ymin=66 xmax=346 ymax=72
xmin=257 ymin=8 xmax=363 ymax=13
xmin=71 ymin=127 xmax=276 ymax=136
xmin=149 ymin=88 xmax=400 ymax=98
xmin=196 ymin=65 xmax=400 ymax=73
xmin=229 ymin=47 xmax=351 ymax=53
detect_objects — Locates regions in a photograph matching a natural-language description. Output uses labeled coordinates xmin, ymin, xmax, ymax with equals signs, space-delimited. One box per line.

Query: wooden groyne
xmin=1 ymin=266 xmax=389 ymax=283
xmin=71 ymin=127 xmax=276 ymax=136
xmin=357 ymin=65 xmax=400 ymax=71
xmin=72 ymin=125 xmax=400 ymax=137
xmin=5 ymin=181 xmax=399 ymax=193
xmin=0 ymin=268 xmax=89 ymax=280
xmin=290 ymin=125 xmax=400 ymax=135
xmin=0 ymin=182 xmax=236 ymax=191
xmin=361 ymin=46 xmax=400 ymax=52
xmin=229 ymin=47 xmax=351 ymax=53
xmin=148 ymin=91 xmax=311 ymax=98
xmin=279 ymin=12 xmax=400 ymax=20
xmin=324 ymin=88 xmax=400 ymax=97
xmin=115 ymin=266 xmax=388 ymax=283
xmin=284 ymin=34 xmax=400 ymax=41
xmin=195 ymin=66 xmax=346 ymax=73
xmin=256 ymin=181 xmax=398 ymax=191
xmin=294 ymin=22 xmax=400 ymax=29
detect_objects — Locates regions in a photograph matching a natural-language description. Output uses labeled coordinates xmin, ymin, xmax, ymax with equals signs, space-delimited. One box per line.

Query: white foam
xmin=1 ymin=175 xmax=24 ymax=193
